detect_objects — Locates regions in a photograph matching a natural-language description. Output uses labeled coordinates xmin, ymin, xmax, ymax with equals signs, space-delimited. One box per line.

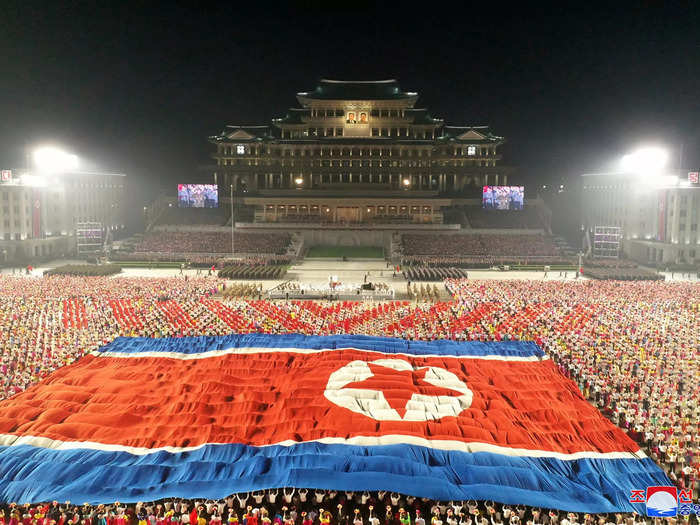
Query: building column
xmin=494 ymin=174 xmax=499 ymax=186
xmin=484 ymin=174 xmax=489 ymax=186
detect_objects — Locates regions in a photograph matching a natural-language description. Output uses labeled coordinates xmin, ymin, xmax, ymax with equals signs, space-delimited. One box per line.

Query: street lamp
xmin=402 ymin=177 xmax=411 ymax=188
xmin=32 ymin=147 xmax=78 ymax=173
xmin=294 ymin=177 xmax=304 ymax=187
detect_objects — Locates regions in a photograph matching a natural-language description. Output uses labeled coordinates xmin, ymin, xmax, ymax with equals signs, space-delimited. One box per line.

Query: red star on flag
xmin=342 ymin=363 xmax=465 ymax=418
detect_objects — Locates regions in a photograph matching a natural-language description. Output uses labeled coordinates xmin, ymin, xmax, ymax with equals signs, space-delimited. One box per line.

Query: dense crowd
xmin=4 ymin=491 xmax=692 ymax=525
xmin=464 ymin=207 xmax=544 ymax=229
xmin=0 ymin=275 xmax=697 ymax=507
xmin=400 ymin=234 xmax=560 ymax=258
xmin=398 ymin=256 xmax=572 ymax=269
xmin=154 ymin=206 xmax=229 ymax=226
xmin=133 ymin=232 xmax=292 ymax=255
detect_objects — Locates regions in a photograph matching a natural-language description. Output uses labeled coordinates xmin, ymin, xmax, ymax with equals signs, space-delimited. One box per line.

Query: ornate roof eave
xmin=296 ymin=95 xmax=419 ymax=107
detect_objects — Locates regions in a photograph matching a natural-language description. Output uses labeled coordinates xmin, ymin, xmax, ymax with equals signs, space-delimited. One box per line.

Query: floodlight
xmin=620 ymin=147 xmax=667 ymax=175
xmin=32 ymin=147 xmax=79 ymax=173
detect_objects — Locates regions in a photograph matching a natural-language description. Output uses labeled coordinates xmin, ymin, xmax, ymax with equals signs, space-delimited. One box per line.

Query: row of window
xmin=1 ymin=219 xmax=29 ymax=229
xmin=222 ymin=145 xmax=497 ymax=157
xmin=307 ymin=109 xmax=408 ymax=119
xmin=219 ymin=158 xmax=497 ymax=168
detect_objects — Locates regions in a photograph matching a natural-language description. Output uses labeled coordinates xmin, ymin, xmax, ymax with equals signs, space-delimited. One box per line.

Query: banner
xmin=32 ymin=188 xmax=41 ymax=239
xmin=0 ymin=334 xmax=669 ymax=511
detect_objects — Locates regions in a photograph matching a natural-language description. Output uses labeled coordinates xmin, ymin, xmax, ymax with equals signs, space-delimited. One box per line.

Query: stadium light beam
xmin=620 ymin=147 xmax=667 ymax=176
xmin=32 ymin=146 xmax=79 ymax=173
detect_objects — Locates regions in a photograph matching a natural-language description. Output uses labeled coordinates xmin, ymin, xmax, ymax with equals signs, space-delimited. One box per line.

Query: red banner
xmin=32 ymin=188 xmax=41 ymax=239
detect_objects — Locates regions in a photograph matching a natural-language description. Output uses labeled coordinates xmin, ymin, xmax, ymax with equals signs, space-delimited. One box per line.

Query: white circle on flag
xmin=323 ymin=358 xmax=473 ymax=421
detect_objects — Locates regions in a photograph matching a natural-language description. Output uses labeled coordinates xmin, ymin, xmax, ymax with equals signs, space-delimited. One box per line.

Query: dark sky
xmin=1 ymin=2 xmax=699 ymax=205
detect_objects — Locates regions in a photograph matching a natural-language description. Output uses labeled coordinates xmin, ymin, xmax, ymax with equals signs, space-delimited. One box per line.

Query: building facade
xmin=581 ymin=170 xmax=700 ymax=264
xmin=209 ymin=79 xmax=511 ymax=225
xmin=0 ymin=169 xmax=126 ymax=262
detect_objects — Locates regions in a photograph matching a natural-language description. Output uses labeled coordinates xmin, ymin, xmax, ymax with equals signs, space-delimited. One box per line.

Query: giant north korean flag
xmin=0 ymin=334 xmax=668 ymax=512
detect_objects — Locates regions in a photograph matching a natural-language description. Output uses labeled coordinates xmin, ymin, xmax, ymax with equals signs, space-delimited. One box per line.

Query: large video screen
xmin=177 ymin=184 xmax=218 ymax=208
xmin=482 ymin=186 xmax=524 ymax=210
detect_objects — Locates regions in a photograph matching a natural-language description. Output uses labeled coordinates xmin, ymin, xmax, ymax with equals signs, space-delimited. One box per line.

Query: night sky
xmin=2 ymin=2 xmax=699 ymax=209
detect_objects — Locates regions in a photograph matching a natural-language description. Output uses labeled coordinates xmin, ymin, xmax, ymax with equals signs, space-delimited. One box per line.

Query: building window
xmin=371 ymin=128 xmax=379 ymax=137
xmin=336 ymin=128 xmax=343 ymax=137
xmin=467 ymin=146 xmax=476 ymax=156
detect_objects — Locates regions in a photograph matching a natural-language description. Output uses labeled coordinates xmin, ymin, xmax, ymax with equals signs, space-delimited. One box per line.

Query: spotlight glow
xmin=620 ymin=147 xmax=667 ymax=175
xmin=33 ymin=147 xmax=79 ymax=173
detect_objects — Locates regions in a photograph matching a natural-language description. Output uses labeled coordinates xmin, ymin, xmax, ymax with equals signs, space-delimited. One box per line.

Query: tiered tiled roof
xmin=297 ymin=79 xmax=417 ymax=101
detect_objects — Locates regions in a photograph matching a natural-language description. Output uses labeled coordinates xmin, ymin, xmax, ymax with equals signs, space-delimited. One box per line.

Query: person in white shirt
xmin=282 ymin=488 xmax=294 ymax=504
xmin=415 ymin=511 xmax=425 ymax=525
xmin=315 ymin=491 xmax=325 ymax=504
xmin=298 ymin=489 xmax=308 ymax=503
xmin=252 ymin=492 xmax=265 ymax=505
xmin=267 ymin=490 xmax=278 ymax=504
xmin=390 ymin=494 xmax=400 ymax=506
xmin=361 ymin=492 xmax=370 ymax=505
xmin=236 ymin=494 xmax=249 ymax=509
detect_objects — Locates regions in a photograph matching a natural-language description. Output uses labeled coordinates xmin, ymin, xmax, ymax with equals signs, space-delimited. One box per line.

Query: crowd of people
xmin=398 ymin=255 xmax=571 ymax=269
xmin=3 ymin=491 xmax=688 ymax=525
xmin=400 ymin=234 xmax=561 ymax=259
xmin=464 ymin=207 xmax=544 ymax=229
xmin=0 ymin=275 xmax=697 ymax=508
xmin=133 ymin=232 xmax=292 ymax=255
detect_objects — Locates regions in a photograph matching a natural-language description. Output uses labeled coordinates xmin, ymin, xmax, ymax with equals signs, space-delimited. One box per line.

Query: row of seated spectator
xmin=404 ymin=266 xmax=467 ymax=281
xmin=463 ymin=207 xmax=544 ymax=229
xmin=271 ymin=214 xmax=324 ymax=223
xmin=583 ymin=259 xmax=638 ymax=269
xmin=110 ymin=252 xmax=294 ymax=267
xmin=583 ymin=266 xmax=664 ymax=281
xmin=154 ymin=206 xmax=230 ymax=226
xmin=133 ymin=232 xmax=292 ymax=255
xmin=400 ymin=256 xmax=572 ymax=269
xmin=401 ymin=234 xmax=560 ymax=258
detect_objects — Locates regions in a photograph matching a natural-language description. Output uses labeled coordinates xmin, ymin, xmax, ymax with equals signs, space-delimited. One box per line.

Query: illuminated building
xmin=209 ymin=79 xmax=511 ymax=226
xmin=581 ymin=170 xmax=699 ymax=264
xmin=0 ymin=169 xmax=126 ymax=262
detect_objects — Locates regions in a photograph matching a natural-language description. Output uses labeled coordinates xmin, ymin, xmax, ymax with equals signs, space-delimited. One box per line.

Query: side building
xmin=581 ymin=170 xmax=699 ymax=265
xmin=0 ymin=169 xmax=126 ymax=263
